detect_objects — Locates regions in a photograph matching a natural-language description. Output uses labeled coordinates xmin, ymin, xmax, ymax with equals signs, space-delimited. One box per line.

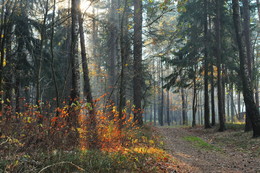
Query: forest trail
xmin=156 ymin=127 xmax=260 ymax=173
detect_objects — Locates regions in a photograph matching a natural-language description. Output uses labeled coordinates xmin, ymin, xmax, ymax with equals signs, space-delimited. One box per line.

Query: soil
xmin=156 ymin=126 xmax=260 ymax=173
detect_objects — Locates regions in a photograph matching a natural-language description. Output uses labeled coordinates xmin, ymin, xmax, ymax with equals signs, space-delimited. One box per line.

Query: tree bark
xmin=242 ymin=0 xmax=253 ymax=131
xmin=118 ymin=0 xmax=129 ymax=129
xmin=107 ymin=0 xmax=118 ymax=108
xmin=50 ymin=0 xmax=60 ymax=116
xmin=69 ymin=0 xmax=81 ymax=130
xmin=78 ymin=4 xmax=99 ymax=149
xmin=133 ymin=0 xmax=143 ymax=126
xmin=232 ymin=0 xmax=260 ymax=137
xmin=204 ymin=0 xmax=210 ymax=129
xmin=192 ymin=66 xmax=197 ymax=127
xmin=167 ymin=90 xmax=170 ymax=126
xmin=159 ymin=61 xmax=164 ymax=126
xmin=181 ymin=88 xmax=187 ymax=125
xmin=257 ymin=0 xmax=260 ymax=20
xmin=211 ymin=62 xmax=216 ymax=126
xmin=216 ymin=0 xmax=226 ymax=131
xmin=36 ymin=0 xmax=48 ymax=114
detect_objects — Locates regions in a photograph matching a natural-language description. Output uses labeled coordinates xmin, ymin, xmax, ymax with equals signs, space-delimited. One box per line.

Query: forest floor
xmin=156 ymin=125 xmax=260 ymax=173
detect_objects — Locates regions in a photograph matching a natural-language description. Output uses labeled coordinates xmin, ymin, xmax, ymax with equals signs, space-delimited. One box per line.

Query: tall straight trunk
xmin=0 ymin=5 xmax=7 ymax=112
xmin=230 ymin=82 xmax=235 ymax=122
xmin=150 ymin=105 xmax=153 ymax=122
xmin=198 ymin=91 xmax=201 ymax=125
xmin=167 ymin=90 xmax=170 ymax=126
xmin=78 ymin=5 xmax=99 ymax=149
xmin=107 ymin=0 xmax=118 ymax=106
xmin=154 ymin=99 xmax=157 ymax=125
xmin=257 ymin=0 xmax=260 ymax=20
xmin=256 ymin=48 xmax=260 ymax=108
xmin=204 ymin=0 xmax=210 ymax=128
xmin=222 ymin=67 xmax=226 ymax=119
xmin=4 ymin=22 xmax=12 ymax=121
xmin=153 ymin=79 xmax=157 ymax=125
xmin=50 ymin=0 xmax=60 ymax=115
xmin=159 ymin=61 xmax=164 ymax=126
xmin=69 ymin=0 xmax=81 ymax=129
xmin=232 ymin=0 xmax=260 ymax=137
xmin=242 ymin=0 xmax=252 ymax=77
xmin=118 ymin=0 xmax=129 ymax=129
xmin=36 ymin=0 xmax=48 ymax=111
xmin=242 ymin=0 xmax=253 ymax=131
xmin=15 ymin=76 xmax=20 ymax=118
xmin=181 ymin=88 xmax=187 ymax=125
xmin=238 ymin=91 xmax=241 ymax=114
xmin=211 ymin=62 xmax=216 ymax=126
xmin=192 ymin=66 xmax=197 ymax=127
xmin=133 ymin=0 xmax=143 ymax=126
xmin=227 ymin=88 xmax=230 ymax=121
xmin=216 ymin=0 xmax=226 ymax=131
xmin=157 ymin=60 xmax=160 ymax=126
xmin=200 ymin=91 xmax=203 ymax=125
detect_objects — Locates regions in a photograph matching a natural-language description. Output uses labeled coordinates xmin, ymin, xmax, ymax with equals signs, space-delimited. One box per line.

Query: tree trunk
xmin=216 ymin=0 xmax=226 ymax=131
xmin=167 ymin=90 xmax=170 ymax=126
xmin=50 ymin=0 xmax=60 ymax=115
xmin=257 ymin=0 xmax=260 ymax=20
xmin=242 ymin=0 xmax=253 ymax=131
xmin=159 ymin=61 xmax=164 ymax=126
xmin=133 ymin=0 xmax=143 ymax=126
xmin=181 ymin=88 xmax=187 ymax=125
xmin=118 ymin=0 xmax=129 ymax=129
xmin=232 ymin=0 xmax=260 ymax=137
xmin=204 ymin=0 xmax=210 ymax=129
xmin=192 ymin=66 xmax=197 ymax=127
xmin=69 ymin=0 xmax=81 ymax=130
xmin=78 ymin=4 xmax=99 ymax=149
xmin=230 ymin=82 xmax=235 ymax=122
xmin=153 ymin=58 xmax=157 ymax=126
xmin=227 ymin=88 xmax=230 ymax=122
xmin=107 ymin=0 xmax=118 ymax=107
xmin=211 ymin=61 xmax=216 ymax=126
xmin=36 ymin=0 xmax=48 ymax=113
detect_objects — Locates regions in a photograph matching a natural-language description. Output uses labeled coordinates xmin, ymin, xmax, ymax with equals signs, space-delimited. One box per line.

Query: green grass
xmin=183 ymin=136 xmax=221 ymax=151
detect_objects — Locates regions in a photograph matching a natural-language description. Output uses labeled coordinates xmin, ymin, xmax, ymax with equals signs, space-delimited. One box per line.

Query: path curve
xmin=156 ymin=127 xmax=260 ymax=173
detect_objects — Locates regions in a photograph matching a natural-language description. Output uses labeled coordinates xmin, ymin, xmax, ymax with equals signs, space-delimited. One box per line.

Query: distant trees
xmin=0 ymin=0 xmax=260 ymax=148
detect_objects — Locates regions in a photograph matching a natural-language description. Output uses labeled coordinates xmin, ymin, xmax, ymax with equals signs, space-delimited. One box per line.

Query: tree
xmin=78 ymin=1 xmax=99 ymax=149
xmin=242 ymin=0 xmax=253 ymax=132
xmin=69 ymin=0 xmax=81 ymax=129
xmin=232 ymin=0 xmax=260 ymax=137
xmin=216 ymin=0 xmax=226 ymax=131
xmin=204 ymin=0 xmax=210 ymax=129
xmin=133 ymin=0 xmax=143 ymax=126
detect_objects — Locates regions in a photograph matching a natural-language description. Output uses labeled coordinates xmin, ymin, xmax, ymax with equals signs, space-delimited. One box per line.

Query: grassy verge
xmin=183 ymin=136 xmax=221 ymax=151
xmin=188 ymin=123 xmax=260 ymax=157
xmin=212 ymin=130 xmax=260 ymax=157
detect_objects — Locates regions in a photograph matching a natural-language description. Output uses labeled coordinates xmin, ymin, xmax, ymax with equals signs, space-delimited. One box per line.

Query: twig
xmin=38 ymin=161 xmax=85 ymax=173
xmin=0 ymin=138 xmax=9 ymax=146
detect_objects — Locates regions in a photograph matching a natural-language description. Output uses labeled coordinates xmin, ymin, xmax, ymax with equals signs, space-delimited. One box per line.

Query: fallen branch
xmin=38 ymin=161 xmax=85 ymax=173
xmin=0 ymin=138 xmax=9 ymax=146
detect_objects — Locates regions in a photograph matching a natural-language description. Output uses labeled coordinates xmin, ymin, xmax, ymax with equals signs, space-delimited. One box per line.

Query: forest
xmin=0 ymin=0 xmax=260 ymax=172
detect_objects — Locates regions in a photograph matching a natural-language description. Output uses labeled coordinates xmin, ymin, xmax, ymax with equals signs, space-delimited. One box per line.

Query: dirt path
xmin=156 ymin=127 xmax=260 ymax=173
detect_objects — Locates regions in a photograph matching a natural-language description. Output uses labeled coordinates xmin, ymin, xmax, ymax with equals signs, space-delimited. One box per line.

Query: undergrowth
xmin=0 ymin=100 xmax=178 ymax=172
